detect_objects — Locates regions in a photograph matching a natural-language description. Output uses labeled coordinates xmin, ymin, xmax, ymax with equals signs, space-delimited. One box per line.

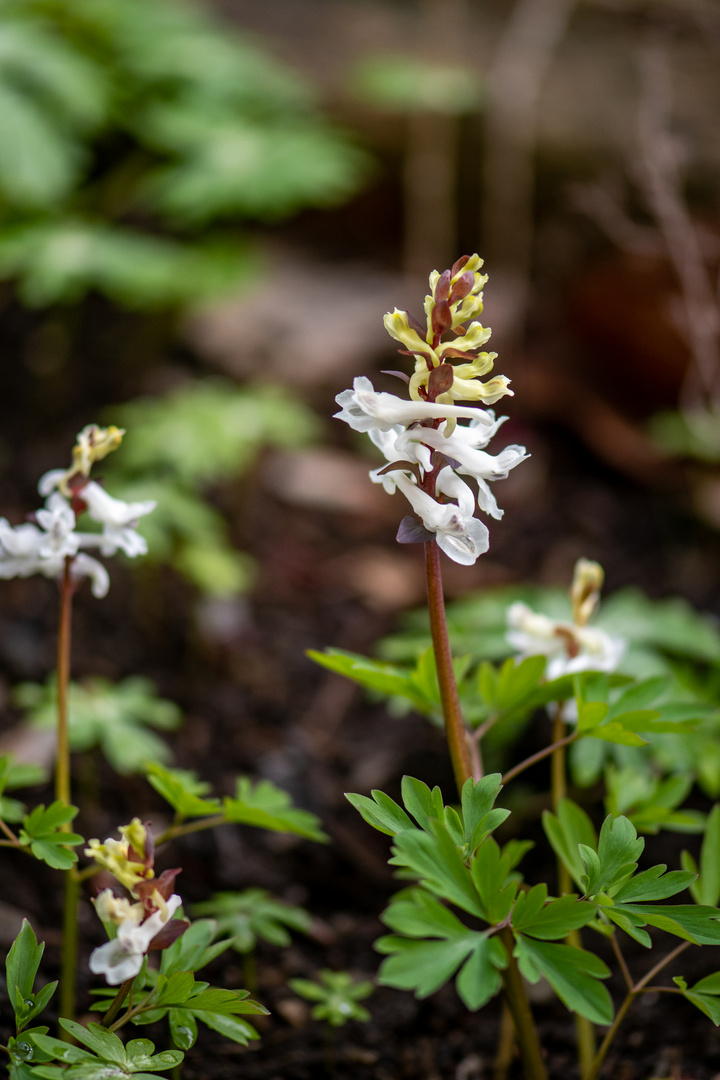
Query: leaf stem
xmin=582 ymin=940 xmax=691 ymax=1080
xmin=424 ymin=539 xmax=474 ymax=792
xmin=56 ymin=559 xmax=78 ymax=1032
xmin=498 ymin=928 xmax=549 ymax=1080
xmin=501 ymin=732 xmax=577 ymax=785
xmin=56 ymin=559 xmax=73 ymax=810
xmin=101 ymin=977 xmax=134 ymax=1028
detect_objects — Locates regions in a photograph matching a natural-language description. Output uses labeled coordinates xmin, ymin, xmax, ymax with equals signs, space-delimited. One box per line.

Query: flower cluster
xmin=87 ymin=819 xmax=188 ymax=985
xmin=0 ymin=424 xmax=155 ymax=597
xmin=506 ymin=559 xmax=626 ymax=680
xmin=335 ymin=256 xmax=527 ymax=565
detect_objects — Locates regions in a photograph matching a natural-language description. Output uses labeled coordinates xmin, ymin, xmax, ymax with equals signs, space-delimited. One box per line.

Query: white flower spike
xmin=335 ymin=256 xmax=527 ymax=565
xmin=0 ymin=424 xmax=154 ymax=596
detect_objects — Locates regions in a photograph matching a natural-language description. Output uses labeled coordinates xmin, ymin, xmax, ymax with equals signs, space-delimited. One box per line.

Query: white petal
xmin=38 ymin=470 xmax=67 ymax=497
xmin=83 ymin=482 xmax=156 ymax=528
xmin=71 ymin=553 xmax=110 ymax=598
xmin=334 ymin=377 xmax=492 ymax=433
xmin=88 ymin=939 xmax=144 ymax=986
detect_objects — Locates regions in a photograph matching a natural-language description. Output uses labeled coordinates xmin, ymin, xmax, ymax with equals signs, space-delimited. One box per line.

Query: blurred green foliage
xmin=0 ymin=0 xmax=368 ymax=308
xmin=14 ymin=675 xmax=181 ymax=774
xmin=351 ymin=54 xmax=484 ymax=114
xmin=103 ymin=377 xmax=320 ymax=595
xmin=192 ymin=890 xmax=312 ymax=954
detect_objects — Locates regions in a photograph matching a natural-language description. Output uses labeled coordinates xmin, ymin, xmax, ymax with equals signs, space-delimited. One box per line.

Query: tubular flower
xmin=383 ymin=255 xmax=512 ymax=406
xmin=506 ymin=560 xmax=625 ymax=680
xmin=335 ymin=257 xmax=527 ymax=565
xmin=89 ymin=890 xmax=184 ymax=985
xmin=0 ymin=423 xmax=154 ymax=597
xmin=87 ymin=820 xmax=189 ymax=985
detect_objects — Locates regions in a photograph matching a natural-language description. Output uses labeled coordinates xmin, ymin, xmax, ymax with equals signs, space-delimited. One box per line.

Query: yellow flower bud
xmin=571 ymin=558 xmax=605 ymax=627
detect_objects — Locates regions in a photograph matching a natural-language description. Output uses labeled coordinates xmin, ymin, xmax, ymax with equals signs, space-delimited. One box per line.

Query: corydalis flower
xmin=87 ymin=819 xmax=188 ymax=985
xmin=506 ymin=560 xmax=625 ymax=680
xmin=335 ymin=256 xmax=527 ymax=565
xmin=89 ymin=890 xmax=183 ymax=985
xmin=383 ymin=255 xmax=511 ymax=406
xmin=0 ymin=424 xmax=155 ymax=597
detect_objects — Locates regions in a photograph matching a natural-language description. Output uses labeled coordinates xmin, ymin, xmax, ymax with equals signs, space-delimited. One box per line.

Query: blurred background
xmin=1 ymin=0 xmax=720 ymax=1072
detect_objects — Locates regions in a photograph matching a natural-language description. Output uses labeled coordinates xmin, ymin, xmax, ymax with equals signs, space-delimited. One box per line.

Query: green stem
xmin=101 ymin=977 xmax=134 ymax=1028
xmin=59 ymin=870 xmax=79 ymax=1029
xmin=498 ymin=928 xmax=548 ymax=1080
xmin=582 ymin=940 xmax=691 ymax=1080
xmin=424 ymin=540 xmax=547 ymax=1080
xmin=424 ymin=539 xmax=474 ymax=792
xmin=501 ymin=732 xmax=577 ymax=786
xmin=55 ymin=559 xmax=73 ymax=809
xmin=550 ymin=705 xmax=596 ymax=1074
xmin=56 ymin=560 xmax=78 ymax=1032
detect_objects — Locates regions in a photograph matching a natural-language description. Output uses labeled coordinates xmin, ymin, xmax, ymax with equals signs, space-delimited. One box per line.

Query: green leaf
xmin=191 ymin=890 xmax=311 ymax=954
xmin=400 ymin=776 xmax=445 ymax=833
xmin=579 ymin=815 xmax=644 ymax=898
xmin=6 ymin=920 xmax=44 ymax=1013
xmin=460 ymin=773 xmax=508 ymax=852
xmin=516 ymin=896 xmax=597 ymax=940
xmin=18 ymin=802 xmax=83 ymax=869
xmin=616 ymin=904 xmax=720 ymax=945
xmin=224 ymin=777 xmax=327 ymax=842
xmin=390 ymin=826 xmax=484 ymax=917
xmin=144 ymin=763 xmax=222 ymax=819
xmin=307 ymin=649 xmax=431 ymax=712
xmin=18 ymin=676 xmax=181 ymax=775
xmin=510 ymin=885 xmax=549 ymax=932
xmin=495 ymin=656 xmax=547 ymax=711
xmin=456 ymin=936 xmax=507 ymax=1011
xmin=612 ymin=866 xmax=695 ymax=903
xmin=382 ymin=888 xmax=470 ymax=940
xmin=169 ymin=1010 xmax=197 ymax=1051
xmin=289 ymin=969 xmax=373 ymax=1026
xmin=345 ymin=790 xmax=413 ymax=837
xmin=159 ymin=917 xmax=235 ymax=975
xmin=470 ymin=837 xmax=518 ymax=924
xmin=542 ymin=799 xmax=597 ymax=889
xmin=378 ymin=936 xmax=480 ymax=998
xmin=683 ymin=804 xmax=720 ymax=906
xmin=514 ymin=937 xmax=613 ymax=1025
xmin=199 ymin=1011 xmax=260 ymax=1044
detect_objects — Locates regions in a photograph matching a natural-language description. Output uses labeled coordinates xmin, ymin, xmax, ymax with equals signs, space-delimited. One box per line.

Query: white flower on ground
xmin=506 ymin=601 xmax=625 ymax=680
xmin=89 ymin=892 xmax=182 ymax=985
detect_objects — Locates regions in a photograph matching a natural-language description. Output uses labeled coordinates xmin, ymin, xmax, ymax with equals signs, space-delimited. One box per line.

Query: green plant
xmin=14 ymin=676 xmax=181 ymax=775
xmin=0 ymin=423 xmax=328 ymax=1077
xmin=100 ymin=377 xmax=320 ymax=596
xmin=328 ymin=255 xmax=720 ymax=1080
xmin=289 ymin=970 xmax=373 ymax=1028
xmin=0 ymin=0 xmax=367 ymax=308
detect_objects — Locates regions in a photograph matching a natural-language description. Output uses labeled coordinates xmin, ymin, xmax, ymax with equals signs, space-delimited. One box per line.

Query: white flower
xmin=396 ymin=425 xmax=528 ymax=519
xmin=71 ymin=553 xmax=110 ymax=598
xmin=81 ymin=482 xmax=156 ymax=558
xmin=506 ymin=602 xmax=626 ymax=680
xmin=394 ymin=470 xmax=490 ymax=565
xmin=334 ymin=376 xmax=499 ymax=433
xmin=35 ymin=493 xmax=79 ymax=560
xmin=89 ymin=893 xmax=182 ymax=985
